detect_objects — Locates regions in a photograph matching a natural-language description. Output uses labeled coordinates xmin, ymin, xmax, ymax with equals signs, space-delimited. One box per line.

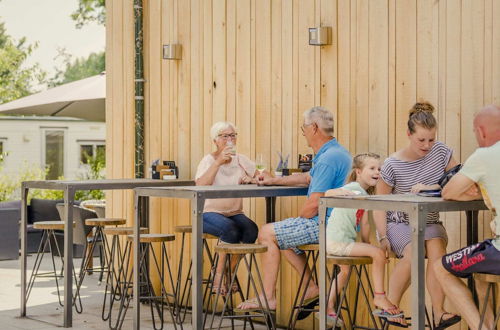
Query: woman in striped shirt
xmin=374 ymin=102 xmax=461 ymax=329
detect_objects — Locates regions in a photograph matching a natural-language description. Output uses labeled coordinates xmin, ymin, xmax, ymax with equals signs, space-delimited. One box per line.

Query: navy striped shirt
xmin=381 ymin=141 xmax=453 ymax=224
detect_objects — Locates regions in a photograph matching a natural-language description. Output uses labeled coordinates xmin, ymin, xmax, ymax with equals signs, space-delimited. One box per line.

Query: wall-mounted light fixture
xmin=163 ymin=44 xmax=182 ymax=60
xmin=308 ymin=27 xmax=332 ymax=46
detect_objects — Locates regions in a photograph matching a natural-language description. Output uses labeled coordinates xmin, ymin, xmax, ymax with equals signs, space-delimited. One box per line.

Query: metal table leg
xmin=20 ymin=185 xmax=29 ymax=317
xmin=265 ymin=196 xmax=277 ymax=223
xmin=133 ymin=194 xmax=145 ymax=329
xmin=192 ymin=193 xmax=205 ymax=329
xmin=318 ymin=202 xmax=327 ymax=330
xmin=63 ymin=188 xmax=75 ymax=327
xmin=409 ymin=206 xmax=427 ymax=329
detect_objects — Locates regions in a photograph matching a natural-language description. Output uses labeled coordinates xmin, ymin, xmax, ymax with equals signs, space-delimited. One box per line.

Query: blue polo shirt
xmin=307 ymin=138 xmax=352 ymax=221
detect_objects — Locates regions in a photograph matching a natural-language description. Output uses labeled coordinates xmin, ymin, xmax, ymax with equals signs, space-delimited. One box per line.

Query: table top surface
xmin=22 ymin=178 xmax=195 ymax=190
xmin=135 ymin=184 xmax=309 ymax=198
xmin=320 ymin=193 xmax=487 ymax=212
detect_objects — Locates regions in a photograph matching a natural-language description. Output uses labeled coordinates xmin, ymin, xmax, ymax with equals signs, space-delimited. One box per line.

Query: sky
xmin=0 ymin=0 xmax=105 ymax=88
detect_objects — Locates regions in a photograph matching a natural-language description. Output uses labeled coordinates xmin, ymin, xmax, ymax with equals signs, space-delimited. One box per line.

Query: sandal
xmin=234 ymin=297 xmax=275 ymax=313
xmin=433 ymin=312 xmax=461 ymax=330
xmin=372 ymin=291 xmax=404 ymax=319
xmin=297 ymin=295 xmax=319 ymax=320
xmin=211 ymin=272 xmax=228 ymax=296
xmin=315 ymin=311 xmax=345 ymax=328
xmin=384 ymin=317 xmax=411 ymax=328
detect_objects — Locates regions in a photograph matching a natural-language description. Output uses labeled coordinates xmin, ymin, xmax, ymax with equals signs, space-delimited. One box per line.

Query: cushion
xmin=28 ymin=198 xmax=64 ymax=224
xmin=0 ymin=200 xmax=21 ymax=209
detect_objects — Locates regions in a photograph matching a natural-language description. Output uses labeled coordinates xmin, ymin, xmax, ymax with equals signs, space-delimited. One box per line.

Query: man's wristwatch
xmin=378 ymin=235 xmax=388 ymax=243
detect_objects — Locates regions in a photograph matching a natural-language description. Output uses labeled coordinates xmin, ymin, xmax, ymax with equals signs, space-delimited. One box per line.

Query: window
xmin=79 ymin=142 xmax=105 ymax=164
xmin=45 ymin=130 xmax=65 ymax=180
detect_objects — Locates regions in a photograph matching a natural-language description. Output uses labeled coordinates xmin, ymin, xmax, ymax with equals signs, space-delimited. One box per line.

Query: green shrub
xmin=0 ymin=149 xmax=105 ymax=203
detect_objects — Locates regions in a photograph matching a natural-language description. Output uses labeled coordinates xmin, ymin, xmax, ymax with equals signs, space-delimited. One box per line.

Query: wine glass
xmin=255 ymin=153 xmax=266 ymax=174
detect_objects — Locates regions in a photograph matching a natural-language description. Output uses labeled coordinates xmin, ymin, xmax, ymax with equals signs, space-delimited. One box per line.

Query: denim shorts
xmin=273 ymin=217 xmax=319 ymax=254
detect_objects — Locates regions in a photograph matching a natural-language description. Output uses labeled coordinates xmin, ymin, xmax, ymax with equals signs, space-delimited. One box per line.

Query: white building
xmin=0 ymin=116 xmax=105 ymax=180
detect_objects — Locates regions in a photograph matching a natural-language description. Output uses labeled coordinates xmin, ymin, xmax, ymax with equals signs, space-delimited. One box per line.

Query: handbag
xmin=438 ymin=164 xmax=462 ymax=188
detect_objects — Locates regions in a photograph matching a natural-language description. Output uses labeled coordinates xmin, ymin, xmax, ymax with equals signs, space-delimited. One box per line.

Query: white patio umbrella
xmin=0 ymin=72 xmax=105 ymax=122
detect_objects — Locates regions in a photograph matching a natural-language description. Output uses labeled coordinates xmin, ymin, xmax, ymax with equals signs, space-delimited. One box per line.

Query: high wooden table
xmin=317 ymin=194 xmax=487 ymax=330
xmin=132 ymin=184 xmax=309 ymax=329
xmin=20 ymin=179 xmax=194 ymax=327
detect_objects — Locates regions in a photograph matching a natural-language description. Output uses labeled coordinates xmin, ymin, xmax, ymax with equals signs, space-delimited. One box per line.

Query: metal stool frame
xmin=26 ymin=225 xmax=82 ymax=313
xmin=207 ymin=245 xmax=275 ymax=330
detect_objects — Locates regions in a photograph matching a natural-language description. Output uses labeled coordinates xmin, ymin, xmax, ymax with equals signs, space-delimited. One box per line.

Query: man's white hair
xmin=303 ymin=106 xmax=334 ymax=137
xmin=210 ymin=121 xmax=237 ymax=140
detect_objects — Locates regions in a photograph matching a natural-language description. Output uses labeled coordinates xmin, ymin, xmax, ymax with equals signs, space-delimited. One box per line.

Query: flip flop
xmin=297 ymin=295 xmax=319 ymax=320
xmin=383 ymin=316 xmax=412 ymax=328
xmin=315 ymin=311 xmax=345 ymax=328
xmin=434 ymin=312 xmax=461 ymax=330
xmin=234 ymin=297 xmax=276 ymax=313
xmin=372 ymin=308 xmax=404 ymax=319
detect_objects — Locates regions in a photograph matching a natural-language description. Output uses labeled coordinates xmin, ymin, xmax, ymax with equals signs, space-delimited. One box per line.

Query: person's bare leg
xmin=387 ymin=244 xmax=411 ymax=305
xmin=213 ymin=252 xmax=228 ymax=294
xmin=386 ymin=244 xmax=412 ymax=326
xmin=475 ymin=279 xmax=495 ymax=329
xmin=326 ymin=265 xmax=349 ymax=315
xmin=237 ymin=223 xmax=279 ymax=309
xmin=349 ymin=243 xmax=400 ymax=313
xmin=426 ymin=238 xmax=459 ymax=324
xmin=433 ymin=259 xmax=482 ymax=330
xmin=282 ymin=249 xmax=319 ymax=300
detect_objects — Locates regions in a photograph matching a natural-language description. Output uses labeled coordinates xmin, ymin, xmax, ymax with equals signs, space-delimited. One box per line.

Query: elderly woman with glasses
xmin=195 ymin=121 xmax=259 ymax=295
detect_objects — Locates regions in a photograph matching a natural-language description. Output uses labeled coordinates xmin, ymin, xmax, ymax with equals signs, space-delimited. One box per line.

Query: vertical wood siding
xmin=107 ymin=0 xmax=500 ymax=327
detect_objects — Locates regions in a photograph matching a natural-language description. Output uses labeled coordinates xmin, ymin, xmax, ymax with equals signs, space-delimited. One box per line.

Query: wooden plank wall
xmin=106 ymin=0 xmax=500 ymax=328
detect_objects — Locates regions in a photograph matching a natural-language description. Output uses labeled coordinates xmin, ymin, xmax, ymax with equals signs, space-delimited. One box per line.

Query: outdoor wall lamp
xmin=163 ymin=44 xmax=182 ymax=60
xmin=308 ymin=26 xmax=332 ymax=46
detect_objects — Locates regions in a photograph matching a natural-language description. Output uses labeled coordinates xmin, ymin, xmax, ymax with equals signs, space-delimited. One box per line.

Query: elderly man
xmin=238 ymin=106 xmax=352 ymax=312
xmin=434 ymin=104 xmax=500 ymax=330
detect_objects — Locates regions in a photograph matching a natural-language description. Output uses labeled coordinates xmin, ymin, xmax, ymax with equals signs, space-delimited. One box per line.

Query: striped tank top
xmin=380 ymin=141 xmax=453 ymax=224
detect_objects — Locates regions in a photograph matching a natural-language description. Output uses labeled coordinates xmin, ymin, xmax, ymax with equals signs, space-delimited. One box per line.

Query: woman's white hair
xmin=210 ymin=121 xmax=237 ymax=140
xmin=303 ymin=106 xmax=335 ymax=137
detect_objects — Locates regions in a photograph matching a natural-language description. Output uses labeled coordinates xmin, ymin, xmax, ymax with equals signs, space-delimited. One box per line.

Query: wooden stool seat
xmin=327 ymin=255 xmax=373 ymax=265
xmin=103 ymin=227 xmax=149 ymax=235
xmin=127 ymin=233 xmax=175 ymax=243
xmin=215 ymin=243 xmax=267 ymax=254
xmin=33 ymin=221 xmax=75 ymax=230
xmin=474 ymin=273 xmax=500 ymax=283
xmin=174 ymin=225 xmax=219 ymax=239
xmin=297 ymin=244 xmax=319 ymax=251
xmin=86 ymin=218 xmax=126 ymax=226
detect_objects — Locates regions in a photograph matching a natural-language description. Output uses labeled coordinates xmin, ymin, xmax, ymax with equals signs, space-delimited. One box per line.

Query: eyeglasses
xmin=300 ymin=122 xmax=315 ymax=133
xmin=217 ymin=133 xmax=238 ymax=139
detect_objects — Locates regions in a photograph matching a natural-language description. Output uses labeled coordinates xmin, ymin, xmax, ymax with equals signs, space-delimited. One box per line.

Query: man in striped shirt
xmin=435 ymin=104 xmax=500 ymax=330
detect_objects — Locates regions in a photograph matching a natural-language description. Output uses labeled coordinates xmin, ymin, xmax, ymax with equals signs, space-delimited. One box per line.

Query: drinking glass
xmin=256 ymin=153 xmax=266 ymax=174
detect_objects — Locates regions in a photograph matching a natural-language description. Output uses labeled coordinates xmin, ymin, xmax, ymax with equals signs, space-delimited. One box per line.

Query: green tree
xmin=49 ymin=50 xmax=105 ymax=87
xmin=0 ymin=22 xmax=46 ymax=104
xmin=72 ymin=0 xmax=105 ymax=28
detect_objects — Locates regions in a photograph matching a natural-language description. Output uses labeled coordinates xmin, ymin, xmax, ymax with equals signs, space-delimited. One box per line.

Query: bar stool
xmin=173 ymin=225 xmax=219 ymax=324
xmin=474 ymin=273 xmax=500 ymax=330
xmin=111 ymin=233 xmax=179 ymax=330
xmin=207 ymin=243 xmax=275 ymax=330
xmin=101 ymin=226 xmax=149 ymax=322
xmin=26 ymin=221 xmax=82 ymax=312
xmin=75 ymin=217 xmax=126 ymax=294
xmin=326 ymin=255 xmax=381 ymax=329
xmin=288 ymin=244 xmax=320 ymax=329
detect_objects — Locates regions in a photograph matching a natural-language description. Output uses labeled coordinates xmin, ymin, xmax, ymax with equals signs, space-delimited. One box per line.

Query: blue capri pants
xmin=203 ymin=212 xmax=258 ymax=244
